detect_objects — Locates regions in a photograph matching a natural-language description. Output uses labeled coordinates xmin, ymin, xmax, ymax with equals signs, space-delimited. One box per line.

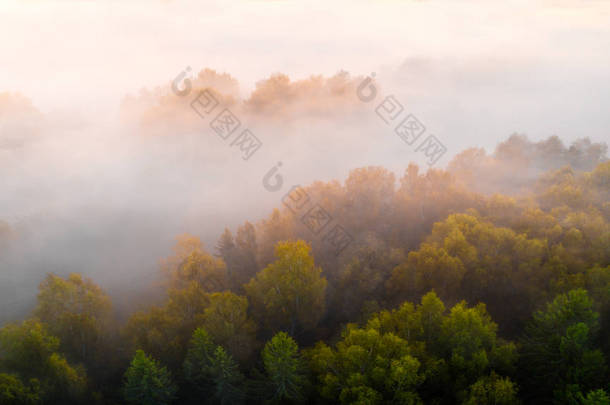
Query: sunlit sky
xmin=1 ymin=0 xmax=609 ymax=121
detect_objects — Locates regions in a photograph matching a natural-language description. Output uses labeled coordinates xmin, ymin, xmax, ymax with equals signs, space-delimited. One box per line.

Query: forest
xmin=0 ymin=134 xmax=609 ymax=405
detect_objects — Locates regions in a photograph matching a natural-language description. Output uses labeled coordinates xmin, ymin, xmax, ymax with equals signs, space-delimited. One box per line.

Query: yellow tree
xmin=161 ymin=234 xmax=228 ymax=292
xmin=200 ymin=292 xmax=258 ymax=362
xmin=34 ymin=273 xmax=112 ymax=367
xmin=0 ymin=319 xmax=86 ymax=404
xmin=246 ymin=240 xmax=327 ymax=336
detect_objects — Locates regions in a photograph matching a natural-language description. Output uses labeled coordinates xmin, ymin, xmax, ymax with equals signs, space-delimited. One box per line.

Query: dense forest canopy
xmin=0 ymin=135 xmax=609 ymax=404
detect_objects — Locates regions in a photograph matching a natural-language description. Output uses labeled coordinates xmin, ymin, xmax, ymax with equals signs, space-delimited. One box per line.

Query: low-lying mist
xmin=0 ymin=68 xmax=607 ymax=322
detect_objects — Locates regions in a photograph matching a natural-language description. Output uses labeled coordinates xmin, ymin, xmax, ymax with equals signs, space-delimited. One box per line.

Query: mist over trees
xmin=449 ymin=134 xmax=608 ymax=195
xmin=0 ymin=134 xmax=609 ymax=404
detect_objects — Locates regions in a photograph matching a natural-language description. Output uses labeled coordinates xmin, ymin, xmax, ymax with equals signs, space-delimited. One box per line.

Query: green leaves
xmin=463 ymin=373 xmax=520 ymax=405
xmin=388 ymin=213 xmax=554 ymax=334
xmin=308 ymin=324 xmax=422 ymax=405
xmin=246 ymin=240 xmax=327 ymax=335
xmin=34 ymin=273 xmax=112 ymax=366
xmin=208 ymin=346 xmax=245 ymax=405
xmin=519 ymin=289 xmax=607 ymax=403
xmin=200 ymin=292 xmax=258 ymax=362
xmin=0 ymin=373 xmax=40 ymax=405
xmin=0 ymin=320 xmax=86 ymax=404
xmin=183 ymin=327 xmax=245 ymax=405
xmin=580 ymin=389 xmax=610 ymax=405
xmin=183 ymin=327 xmax=216 ymax=387
xmin=261 ymin=332 xmax=305 ymax=403
xmin=123 ymin=350 xmax=177 ymax=405
xmin=309 ymin=292 xmax=517 ymax=404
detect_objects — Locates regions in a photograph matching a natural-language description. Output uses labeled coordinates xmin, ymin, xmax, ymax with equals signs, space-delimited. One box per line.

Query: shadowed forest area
xmin=0 ymin=134 xmax=609 ymax=404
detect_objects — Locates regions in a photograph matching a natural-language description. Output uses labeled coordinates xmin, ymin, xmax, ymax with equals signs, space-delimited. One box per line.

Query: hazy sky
xmin=1 ymin=0 xmax=609 ymax=142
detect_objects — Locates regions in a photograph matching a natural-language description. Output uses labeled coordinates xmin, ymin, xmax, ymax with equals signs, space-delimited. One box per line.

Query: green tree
xmin=388 ymin=213 xmax=551 ymax=335
xmin=183 ymin=328 xmax=245 ymax=404
xmin=307 ymin=325 xmax=422 ymax=405
xmin=0 ymin=373 xmax=40 ymax=405
xmin=123 ymin=350 xmax=177 ymax=405
xmin=200 ymin=292 xmax=257 ymax=362
xmin=388 ymin=243 xmax=465 ymax=303
xmin=362 ymin=292 xmax=517 ymax=404
xmin=125 ymin=271 xmax=212 ymax=371
xmin=580 ymin=389 xmax=610 ymax=405
xmin=34 ymin=273 xmax=112 ymax=366
xmin=262 ymin=332 xmax=306 ymax=404
xmin=124 ymin=306 xmax=184 ymax=372
xmin=463 ymin=373 xmax=520 ymax=405
xmin=0 ymin=320 xmax=86 ymax=404
xmin=519 ymin=289 xmax=607 ymax=403
xmin=334 ymin=241 xmax=405 ymax=322
xmin=207 ymin=346 xmax=245 ymax=405
xmin=183 ymin=328 xmax=216 ymax=388
xmin=585 ymin=265 xmax=610 ymax=356
xmin=441 ymin=301 xmax=516 ymax=397
xmin=245 ymin=240 xmax=327 ymax=335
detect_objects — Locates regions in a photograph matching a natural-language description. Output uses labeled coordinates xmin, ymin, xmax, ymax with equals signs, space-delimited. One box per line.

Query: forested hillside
xmin=1 ymin=135 xmax=609 ymax=405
